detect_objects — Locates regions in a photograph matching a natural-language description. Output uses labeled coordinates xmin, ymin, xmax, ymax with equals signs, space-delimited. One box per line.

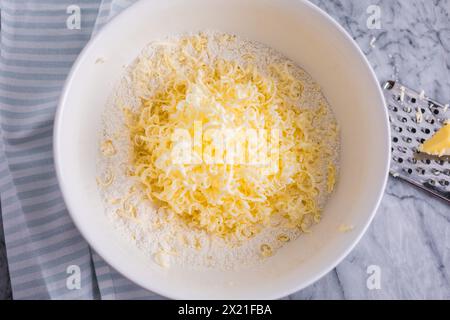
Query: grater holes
xmin=407 ymin=126 xmax=417 ymax=133
xmin=403 ymin=106 xmax=412 ymax=113
xmin=431 ymin=168 xmax=441 ymax=176
xmin=416 ymin=167 xmax=426 ymax=175
xmin=397 ymin=146 xmax=407 ymax=153
xmin=393 ymin=156 xmax=404 ymax=163
xmin=425 ymin=116 xmax=435 ymax=124
xmin=439 ymin=180 xmax=450 ymax=187
xmin=402 ymin=136 xmax=412 ymax=143
xmin=388 ymin=104 xmax=398 ymax=112
xmin=384 ymin=81 xmax=395 ymax=90
xmin=384 ymin=82 xmax=450 ymax=200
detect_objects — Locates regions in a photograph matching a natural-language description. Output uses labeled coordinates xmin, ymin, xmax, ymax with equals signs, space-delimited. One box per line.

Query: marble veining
xmin=287 ymin=0 xmax=450 ymax=299
xmin=0 ymin=0 xmax=448 ymax=299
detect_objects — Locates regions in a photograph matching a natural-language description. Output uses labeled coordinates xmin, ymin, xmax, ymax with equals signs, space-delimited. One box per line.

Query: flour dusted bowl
xmin=54 ymin=0 xmax=390 ymax=299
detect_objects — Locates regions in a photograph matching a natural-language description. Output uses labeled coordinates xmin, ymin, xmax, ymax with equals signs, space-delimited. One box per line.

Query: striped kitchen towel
xmin=0 ymin=0 xmax=160 ymax=299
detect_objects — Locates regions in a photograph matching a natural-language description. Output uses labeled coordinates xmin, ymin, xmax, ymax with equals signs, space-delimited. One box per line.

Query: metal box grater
xmin=383 ymin=80 xmax=450 ymax=203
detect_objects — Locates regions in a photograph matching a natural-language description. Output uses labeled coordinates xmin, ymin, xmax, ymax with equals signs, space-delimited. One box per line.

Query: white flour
xmin=97 ymin=31 xmax=340 ymax=270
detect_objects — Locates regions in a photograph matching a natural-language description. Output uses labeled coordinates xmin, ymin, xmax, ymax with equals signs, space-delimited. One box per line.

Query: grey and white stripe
xmin=0 ymin=0 xmax=157 ymax=299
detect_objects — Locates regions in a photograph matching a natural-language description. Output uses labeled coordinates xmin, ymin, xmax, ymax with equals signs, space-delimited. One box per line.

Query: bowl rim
xmin=54 ymin=0 xmax=391 ymax=299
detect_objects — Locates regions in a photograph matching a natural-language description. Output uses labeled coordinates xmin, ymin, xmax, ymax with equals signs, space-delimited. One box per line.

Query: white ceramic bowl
xmin=54 ymin=0 xmax=390 ymax=299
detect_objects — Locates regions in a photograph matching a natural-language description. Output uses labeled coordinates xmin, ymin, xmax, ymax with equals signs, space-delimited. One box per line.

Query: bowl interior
xmin=55 ymin=0 xmax=389 ymax=299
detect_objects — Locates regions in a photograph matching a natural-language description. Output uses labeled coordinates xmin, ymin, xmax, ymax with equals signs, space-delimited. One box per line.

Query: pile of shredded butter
xmin=119 ymin=32 xmax=339 ymax=240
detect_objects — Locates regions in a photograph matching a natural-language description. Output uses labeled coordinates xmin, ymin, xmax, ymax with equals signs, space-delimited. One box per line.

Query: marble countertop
xmin=288 ymin=0 xmax=450 ymax=299
xmin=0 ymin=0 xmax=449 ymax=300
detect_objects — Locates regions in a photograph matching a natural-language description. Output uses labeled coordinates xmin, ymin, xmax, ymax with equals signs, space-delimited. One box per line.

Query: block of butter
xmin=419 ymin=121 xmax=450 ymax=157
